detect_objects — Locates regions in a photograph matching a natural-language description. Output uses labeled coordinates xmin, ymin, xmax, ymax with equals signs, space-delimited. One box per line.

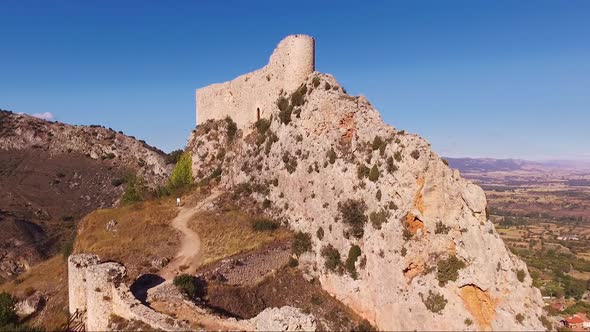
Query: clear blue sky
xmin=1 ymin=1 xmax=589 ymax=160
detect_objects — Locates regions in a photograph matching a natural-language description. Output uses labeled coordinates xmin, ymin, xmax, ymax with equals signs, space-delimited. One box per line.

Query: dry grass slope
xmin=75 ymin=197 xmax=181 ymax=280
xmin=0 ymin=256 xmax=68 ymax=329
xmin=189 ymin=210 xmax=292 ymax=267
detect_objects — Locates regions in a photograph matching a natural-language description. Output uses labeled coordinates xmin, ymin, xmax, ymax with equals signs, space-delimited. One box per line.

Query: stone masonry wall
xmin=67 ymin=254 xmax=186 ymax=331
xmin=196 ymin=34 xmax=315 ymax=128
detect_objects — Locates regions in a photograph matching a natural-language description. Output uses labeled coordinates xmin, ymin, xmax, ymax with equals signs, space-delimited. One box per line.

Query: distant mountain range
xmin=445 ymin=157 xmax=590 ymax=173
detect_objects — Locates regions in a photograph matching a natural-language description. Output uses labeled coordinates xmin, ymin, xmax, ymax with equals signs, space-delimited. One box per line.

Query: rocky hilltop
xmin=0 ymin=110 xmax=171 ymax=279
xmin=187 ymin=72 xmax=546 ymax=330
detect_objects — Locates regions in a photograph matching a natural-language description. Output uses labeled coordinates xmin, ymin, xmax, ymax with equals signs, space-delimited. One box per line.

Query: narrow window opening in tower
xmin=257 ymin=108 xmax=260 ymax=121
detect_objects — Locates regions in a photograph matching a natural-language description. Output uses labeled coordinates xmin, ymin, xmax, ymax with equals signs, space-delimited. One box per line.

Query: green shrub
xmin=422 ymin=290 xmax=447 ymax=314
xmin=316 ymin=227 xmax=324 ymax=240
xmin=292 ymin=232 xmax=312 ymax=256
xmin=375 ymin=189 xmax=382 ymax=201
xmin=262 ymin=199 xmax=271 ymax=209
xmin=290 ymin=84 xmax=307 ymax=107
xmin=386 ymin=156 xmax=398 ymax=173
xmin=394 ymin=151 xmax=402 ymax=162
xmin=165 ymin=149 xmax=183 ymax=164
xmin=252 ymin=219 xmax=279 ymax=231
xmin=345 ymin=245 xmax=362 ymax=279
xmin=434 ymin=221 xmax=451 ymax=234
xmin=369 ymin=209 xmax=390 ymax=230
xmin=357 ymin=164 xmax=369 ymax=179
xmin=312 ymin=76 xmax=320 ymax=88
xmin=173 ymin=274 xmax=198 ymax=298
xmin=324 ymin=82 xmax=331 ymax=90
xmin=225 ymin=116 xmax=237 ymax=140
xmin=326 ymin=147 xmax=337 ymax=164
xmin=338 ymin=199 xmax=368 ymax=239
xmin=168 ymin=152 xmax=193 ymax=190
xmin=282 ymin=152 xmax=297 ymax=173
xmin=464 ymin=318 xmax=473 ymax=326
xmin=410 ymin=149 xmax=420 ymax=160
xmin=516 ymin=269 xmax=526 ymax=282
xmin=255 ymin=118 xmax=271 ymax=134
xmin=321 ymin=244 xmax=342 ymax=273
xmin=0 ymin=292 xmax=17 ymax=326
xmin=437 ymin=255 xmax=466 ymax=286
xmin=368 ymin=165 xmax=379 ymax=182
xmin=515 ymin=313 xmax=524 ymax=324
xmin=372 ymin=136 xmax=385 ymax=151
xmin=121 ymin=174 xmax=146 ymax=205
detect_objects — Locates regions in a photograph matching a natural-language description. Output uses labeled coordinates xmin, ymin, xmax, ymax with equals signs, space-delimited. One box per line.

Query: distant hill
xmin=445 ymin=157 xmax=590 ymax=173
xmin=0 ymin=110 xmax=171 ymax=279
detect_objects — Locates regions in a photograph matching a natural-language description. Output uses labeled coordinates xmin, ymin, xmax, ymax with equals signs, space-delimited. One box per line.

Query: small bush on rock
xmin=410 ymin=149 xmax=420 ymax=160
xmin=369 ymin=209 xmax=390 ymax=230
xmin=321 ymin=244 xmax=343 ymax=273
xmin=338 ymin=199 xmax=368 ymax=239
xmin=368 ymin=165 xmax=380 ymax=182
xmin=292 ymin=231 xmax=312 ymax=256
xmin=422 ymin=290 xmax=447 ymax=314
xmin=165 ymin=149 xmax=183 ymax=164
xmin=173 ymin=274 xmax=198 ymax=298
xmin=434 ymin=221 xmax=451 ymax=234
xmin=255 ymin=118 xmax=271 ymax=134
xmin=345 ymin=245 xmax=362 ymax=279
xmin=437 ymin=255 xmax=466 ymax=286
xmin=316 ymin=227 xmax=324 ymax=240
xmin=326 ymin=147 xmax=337 ymax=164
xmin=225 ymin=116 xmax=238 ymax=140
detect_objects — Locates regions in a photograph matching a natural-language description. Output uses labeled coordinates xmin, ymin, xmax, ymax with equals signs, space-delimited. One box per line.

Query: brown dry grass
xmin=0 ymin=256 xmax=68 ymax=330
xmin=74 ymin=197 xmax=181 ymax=280
xmin=189 ymin=210 xmax=292 ymax=267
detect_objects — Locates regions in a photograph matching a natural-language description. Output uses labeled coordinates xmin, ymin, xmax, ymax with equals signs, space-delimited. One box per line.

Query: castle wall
xmin=67 ymin=254 xmax=185 ymax=331
xmin=85 ymin=262 xmax=125 ymax=331
xmin=68 ymin=254 xmax=99 ymax=315
xmin=196 ymin=35 xmax=315 ymax=129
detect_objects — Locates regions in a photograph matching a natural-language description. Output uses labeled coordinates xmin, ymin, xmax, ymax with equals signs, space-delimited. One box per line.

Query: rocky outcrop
xmin=0 ymin=110 xmax=170 ymax=185
xmin=247 ymin=306 xmax=317 ymax=331
xmin=187 ymin=71 xmax=546 ymax=330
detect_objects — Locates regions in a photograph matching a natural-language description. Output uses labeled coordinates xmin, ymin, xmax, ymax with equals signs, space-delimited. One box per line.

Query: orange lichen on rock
xmin=338 ymin=112 xmax=356 ymax=145
xmin=459 ymin=285 xmax=498 ymax=331
xmin=405 ymin=212 xmax=425 ymax=236
xmin=402 ymin=258 xmax=425 ymax=282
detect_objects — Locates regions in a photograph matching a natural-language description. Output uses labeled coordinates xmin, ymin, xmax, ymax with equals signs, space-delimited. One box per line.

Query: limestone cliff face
xmin=187 ymin=74 xmax=545 ymax=331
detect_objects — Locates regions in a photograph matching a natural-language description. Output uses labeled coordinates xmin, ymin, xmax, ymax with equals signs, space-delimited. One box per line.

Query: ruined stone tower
xmin=196 ymin=34 xmax=315 ymax=128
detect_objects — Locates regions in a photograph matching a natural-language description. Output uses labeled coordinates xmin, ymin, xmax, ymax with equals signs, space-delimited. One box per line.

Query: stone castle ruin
xmin=196 ymin=34 xmax=315 ymax=128
xmin=68 ymin=254 xmax=186 ymax=331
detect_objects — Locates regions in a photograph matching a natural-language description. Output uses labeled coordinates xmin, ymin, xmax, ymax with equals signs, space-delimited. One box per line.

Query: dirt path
xmin=159 ymin=191 xmax=219 ymax=280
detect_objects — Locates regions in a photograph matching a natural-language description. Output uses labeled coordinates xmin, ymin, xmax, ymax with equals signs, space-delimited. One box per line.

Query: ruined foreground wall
xmin=196 ymin=34 xmax=315 ymax=128
xmin=67 ymin=254 xmax=186 ymax=331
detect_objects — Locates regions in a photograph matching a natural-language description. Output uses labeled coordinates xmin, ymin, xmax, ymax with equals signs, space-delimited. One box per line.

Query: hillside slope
xmin=187 ymin=73 xmax=546 ymax=330
xmin=0 ymin=110 xmax=171 ymax=279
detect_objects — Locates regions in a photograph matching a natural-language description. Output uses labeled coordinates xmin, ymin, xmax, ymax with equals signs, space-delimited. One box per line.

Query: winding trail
xmin=159 ymin=191 xmax=219 ymax=280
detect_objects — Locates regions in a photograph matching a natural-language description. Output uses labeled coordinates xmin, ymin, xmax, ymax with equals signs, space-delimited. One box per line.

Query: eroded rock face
xmin=248 ymin=306 xmax=317 ymax=331
xmin=187 ymin=73 xmax=545 ymax=330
